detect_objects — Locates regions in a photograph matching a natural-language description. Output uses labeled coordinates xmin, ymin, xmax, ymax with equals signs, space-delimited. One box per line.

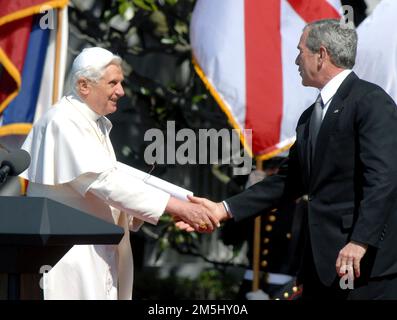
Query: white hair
xmin=70 ymin=47 xmax=122 ymax=94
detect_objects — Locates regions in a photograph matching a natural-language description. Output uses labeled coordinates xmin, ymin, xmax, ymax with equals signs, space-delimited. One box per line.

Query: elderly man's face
xmin=86 ymin=64 xmax=125 ymax=116
xmin=295 ymin=29 xmax=321 ymax=88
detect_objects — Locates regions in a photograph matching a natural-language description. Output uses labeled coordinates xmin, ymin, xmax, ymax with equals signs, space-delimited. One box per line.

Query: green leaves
xmin=118 ymin=0 xmax=132 ymax=15
xmin=133 ymin=0 xmax=158 ymax=11
xmin=192 ymin=94 xmax=207 ymax=105
xmin=117 ymin=0 xmax=158 ymax=22
xmin=165 ymin=0 xmax=178 ymax=5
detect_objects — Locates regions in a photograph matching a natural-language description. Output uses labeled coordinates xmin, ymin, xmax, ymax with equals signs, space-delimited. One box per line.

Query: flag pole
xmin=252 ymin=159 xmax=263 ymax=292
xmin=52 ymin=7 xmax=64 ymax=104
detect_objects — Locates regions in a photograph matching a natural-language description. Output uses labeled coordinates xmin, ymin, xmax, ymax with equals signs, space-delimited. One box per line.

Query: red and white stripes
xmin=191 ymin=0 xmax=341 ymax=159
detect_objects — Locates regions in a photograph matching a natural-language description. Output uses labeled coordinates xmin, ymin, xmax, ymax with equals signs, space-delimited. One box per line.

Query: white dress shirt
xmin=319 ymin=69 xmax=352 ymax=120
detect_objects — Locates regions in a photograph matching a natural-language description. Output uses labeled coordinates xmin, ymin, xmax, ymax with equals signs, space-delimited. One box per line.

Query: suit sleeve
xmin=226 ymin=141 xmax=304 ymax=222
xmin=351 ymin=88 xmax=397 ymax=247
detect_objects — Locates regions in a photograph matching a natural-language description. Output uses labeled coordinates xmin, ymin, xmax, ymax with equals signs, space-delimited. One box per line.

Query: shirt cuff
xmin=222 ymin=201 xmax=233 ymax=219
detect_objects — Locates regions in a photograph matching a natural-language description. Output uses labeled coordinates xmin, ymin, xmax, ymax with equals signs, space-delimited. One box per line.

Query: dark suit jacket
xmin=226 ymin=72 xmax=397 ymax=286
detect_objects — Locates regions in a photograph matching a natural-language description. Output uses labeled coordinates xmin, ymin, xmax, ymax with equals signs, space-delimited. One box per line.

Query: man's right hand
xmin=165 ymin=196 xmax=220 ymax=233
xmin=174 ymin=195 xmax=231 ymax=233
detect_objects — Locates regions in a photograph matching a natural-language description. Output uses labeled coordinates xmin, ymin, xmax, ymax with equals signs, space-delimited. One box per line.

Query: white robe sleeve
xmin=69 ymin=168 xmax=170 ymax=226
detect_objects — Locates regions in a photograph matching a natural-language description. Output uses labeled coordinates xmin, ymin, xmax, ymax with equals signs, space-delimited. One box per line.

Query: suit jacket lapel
xmin=310 ymin=72 xmax=358 ymax=190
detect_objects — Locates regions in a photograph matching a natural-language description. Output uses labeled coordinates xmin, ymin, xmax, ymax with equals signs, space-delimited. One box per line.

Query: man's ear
xmin=317 ymin=46 xmax=328 ymax=69
xmin=319 ymin=46 xmax=329 ymax=62
xmin=77 ymin=78 xmax=90 ymax=96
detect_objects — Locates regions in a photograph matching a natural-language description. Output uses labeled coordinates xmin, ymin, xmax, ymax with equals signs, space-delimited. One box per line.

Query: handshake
xmin=165 ymin=195 xmax=231 ymax=233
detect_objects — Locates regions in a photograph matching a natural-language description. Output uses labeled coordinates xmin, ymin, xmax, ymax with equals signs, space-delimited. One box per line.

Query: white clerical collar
xmin=320 ymin=69 xmax=352 ymax=105
xmin=65 ymin=94 xmax=113 ymax=134
xmin=66 ymin=94 xmax=102 ymax=122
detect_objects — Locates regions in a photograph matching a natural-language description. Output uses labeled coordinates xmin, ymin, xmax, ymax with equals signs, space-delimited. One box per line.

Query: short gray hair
xmin=304 ymin=19 xmax=357 ymax=69
xmin=71 ymin=51 xmax=122 ymax=94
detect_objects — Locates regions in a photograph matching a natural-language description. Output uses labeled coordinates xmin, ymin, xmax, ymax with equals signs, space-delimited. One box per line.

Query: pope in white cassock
xmin=20 ymin=47 xmax=219 ymax=300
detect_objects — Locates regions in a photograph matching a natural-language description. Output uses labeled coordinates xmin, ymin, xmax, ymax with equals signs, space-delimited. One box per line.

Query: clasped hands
xmin=167 ymin=195 xmax=229 ymax=233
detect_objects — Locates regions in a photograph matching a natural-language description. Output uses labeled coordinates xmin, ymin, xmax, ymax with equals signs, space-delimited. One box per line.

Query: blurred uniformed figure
xmin=221 ymin=157 xmax=306 ymax=300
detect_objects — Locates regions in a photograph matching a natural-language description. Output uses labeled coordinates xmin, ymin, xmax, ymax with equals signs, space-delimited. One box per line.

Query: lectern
xmin=0 ymin=196 xmax=124 ymax=300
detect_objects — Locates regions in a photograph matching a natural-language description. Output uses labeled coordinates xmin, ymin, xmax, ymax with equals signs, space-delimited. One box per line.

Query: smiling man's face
xmin=85 ymin=63 xmax=125 ymax=116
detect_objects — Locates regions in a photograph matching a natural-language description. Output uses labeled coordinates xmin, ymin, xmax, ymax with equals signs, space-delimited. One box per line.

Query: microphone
xmin=0 ymin=149 xmax=31 ymax=183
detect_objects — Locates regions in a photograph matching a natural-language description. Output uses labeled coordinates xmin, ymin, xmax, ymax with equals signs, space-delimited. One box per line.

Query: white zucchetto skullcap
xmin=71 ymin=47 xmax=117 ymax=74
